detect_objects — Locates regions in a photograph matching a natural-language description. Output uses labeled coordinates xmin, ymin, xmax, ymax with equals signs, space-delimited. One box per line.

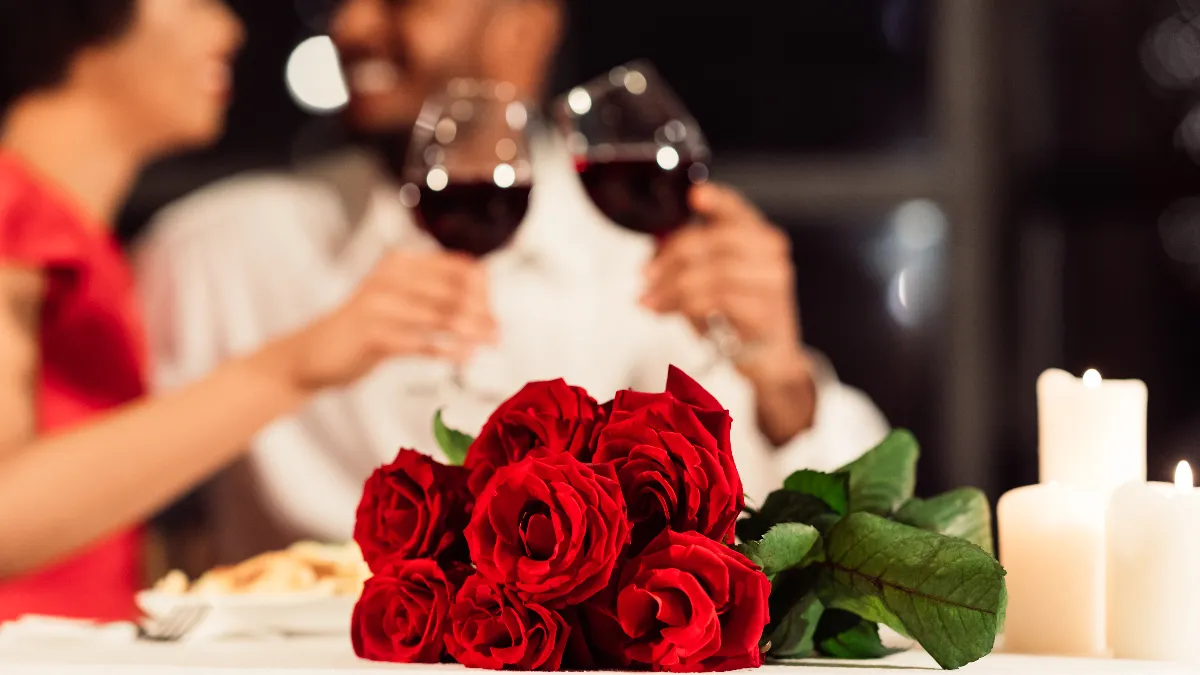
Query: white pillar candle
xmin=998 ymin=483 xmax=1108 ymax=657
xmin=1107 ymin=462 xmax=1200 ymax=665
xmin=1038 ymin=368 xmax=1147 ymax=498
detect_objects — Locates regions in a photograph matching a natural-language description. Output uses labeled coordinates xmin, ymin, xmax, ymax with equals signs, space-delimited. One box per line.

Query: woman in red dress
xmin=0 ymin=0 xmax=493 ymax=621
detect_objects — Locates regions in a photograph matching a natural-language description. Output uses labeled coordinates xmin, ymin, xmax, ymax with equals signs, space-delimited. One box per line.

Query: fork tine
xmin=161 ymin=608 xmax=186 ymax=640
xmin=146 ymin=603 xmax=210 ymax=641
xmin=171 ymin=605 xmax=209 ymax=640
xmin=161 ymin=608 xmax=185 ymax=640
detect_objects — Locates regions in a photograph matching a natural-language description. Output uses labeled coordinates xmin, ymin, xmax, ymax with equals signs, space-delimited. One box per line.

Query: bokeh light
xmin=285 ymin=36 xmax=348 ymax=113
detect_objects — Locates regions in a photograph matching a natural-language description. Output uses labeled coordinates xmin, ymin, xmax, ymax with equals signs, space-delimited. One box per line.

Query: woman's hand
xmin=274 ymin=249 xmax=497 ymax=392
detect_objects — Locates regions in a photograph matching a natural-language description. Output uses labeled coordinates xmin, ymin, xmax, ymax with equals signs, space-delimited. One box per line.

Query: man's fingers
xmin=646 ymin=230 xmax=788 ymax=294
xmin=714 ymin=262 xmax=792 ymax=293
xmin=690 ymin=182 xmax=764 ymax=224
xmin=645 ymin=225 xmax=713 ymax=284
xmin=642 ymin=266 xmax=714 ymax=314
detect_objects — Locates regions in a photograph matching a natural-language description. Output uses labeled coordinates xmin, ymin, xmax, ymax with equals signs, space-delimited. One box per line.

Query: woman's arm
xmin=0 ymin=266 xmax=308 ymax=576
xmin=0 ymin=267 xmax=39 ymax=454
xmin=0 ymin=249 xmax=494 ymax=579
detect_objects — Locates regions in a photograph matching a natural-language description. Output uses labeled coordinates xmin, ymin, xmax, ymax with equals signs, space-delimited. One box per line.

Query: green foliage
xmin=432 ymin=409 xmax=473 ymax=466
xmin=819 ymin=513 xmax=1006 ymax=670
xmin=739 ymin=523 xmax=821 ymax=580
xmin=783 ymin=470 xmax=850 ymax=515
xmin=739 ymin=430 xmax=1005 ymax=671
xmin=767 ymin=593 xmax=824 ymax=659
xmin=837 ymin=429 xmax=918 ymax=515
xmin=814 ymin=609 xmax=902 ymax=659
xmin=895 ymin=488 xmax=994 ymax=556
xmin=737 ymin=491 xmax=833 ymax=542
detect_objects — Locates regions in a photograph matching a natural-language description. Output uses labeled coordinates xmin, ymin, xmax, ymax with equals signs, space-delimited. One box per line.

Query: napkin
xmin=0 ymin=616 xmax=138 ymax=645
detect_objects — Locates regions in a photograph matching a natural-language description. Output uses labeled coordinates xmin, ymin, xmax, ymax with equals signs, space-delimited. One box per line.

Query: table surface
xmin=1 ymin=638 xmax=1197 ymax=675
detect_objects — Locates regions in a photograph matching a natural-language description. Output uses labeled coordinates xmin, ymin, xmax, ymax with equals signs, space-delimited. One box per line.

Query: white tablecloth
xmin=0 ymin=638 xmax=1196 ymax=675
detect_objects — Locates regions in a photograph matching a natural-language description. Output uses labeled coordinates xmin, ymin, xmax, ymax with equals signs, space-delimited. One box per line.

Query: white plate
xmin=136 ymin=591 xmax=355 ymax=641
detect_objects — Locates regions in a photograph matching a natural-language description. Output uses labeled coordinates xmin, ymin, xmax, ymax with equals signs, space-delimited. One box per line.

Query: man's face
xmin=329 ymin=0 xmax=488 ymax=133
xmin=330 ymin=0 xmax=563 ymax=134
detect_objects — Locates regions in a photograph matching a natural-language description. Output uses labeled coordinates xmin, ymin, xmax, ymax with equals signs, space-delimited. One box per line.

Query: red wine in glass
xmin=575 ymin=151 xmax=707 ymax=238
xmin=414 ymin=181 xmax=532 ymax=257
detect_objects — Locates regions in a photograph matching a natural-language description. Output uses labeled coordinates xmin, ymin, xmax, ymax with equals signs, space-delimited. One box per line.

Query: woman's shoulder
xmin=0 ymin=153 xmax=94 ymax=270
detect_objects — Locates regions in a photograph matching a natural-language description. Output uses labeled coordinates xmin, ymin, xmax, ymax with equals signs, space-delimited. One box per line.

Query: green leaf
xmin=736 ymin=490 xmax=837 ymax=542
xmin=817 ymin=513 xmax=1006 ymax=670
xmin=739 ymin=523 xmax=822 ymax=579
xmin=766 ymin=594 xmax=824 ymax=658
xmin=895 ymin=488 xmax=995 ymax=556
xmin=996 ymin=584 xmax=1008 ymax=634
xmin=433 ymin=409 xmax=474 ymax=466
xmin=838 ymin=429 xmax=919 ymax=515
xmin=808 ymin=513 xmax=843 ymax=536
xmin=814 ymin=609 xmax=902 ymax=659
xmin=783 ymin=470 xmax=850 ymax=515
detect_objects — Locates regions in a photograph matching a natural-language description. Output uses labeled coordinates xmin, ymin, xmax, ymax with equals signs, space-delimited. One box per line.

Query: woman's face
xmin=79 ymin=0 xmax=243 ymax=152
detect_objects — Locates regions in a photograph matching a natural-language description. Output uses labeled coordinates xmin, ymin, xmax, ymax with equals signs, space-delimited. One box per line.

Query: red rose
xmin=446 ymin=575 xmax=571 ymax=670
xmin=464 ymin=379 xmax=606 ymax=494
xmin=590 ymin=530 xmax=770 ymax=672
xmin=354 ymin=449 xmax=472 ymax=572
xmin=466 ymin=452 xmax=630 ymax=607
xmin=351 ymin=558 xmax=468 ymax=663
xmin=595 ymin=367 xmax=743 ymax=549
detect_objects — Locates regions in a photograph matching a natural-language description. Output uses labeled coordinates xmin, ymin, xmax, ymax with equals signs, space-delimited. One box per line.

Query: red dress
xmin=0 ymin=152 xmax=144 ymax=621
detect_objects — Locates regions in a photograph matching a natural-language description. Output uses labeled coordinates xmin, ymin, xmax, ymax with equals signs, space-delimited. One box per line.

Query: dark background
xmin=121 ymin=0 xmax=1200 ymax=507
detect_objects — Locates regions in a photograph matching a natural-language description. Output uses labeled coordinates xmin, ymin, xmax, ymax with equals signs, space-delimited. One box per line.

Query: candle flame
xmin=1082 ymin=369 xmax=1102 ymax=388
xmin=1175 ymin=461 xmax=1194 ymax=490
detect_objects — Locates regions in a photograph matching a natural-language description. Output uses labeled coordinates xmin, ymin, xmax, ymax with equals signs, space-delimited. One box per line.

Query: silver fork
xmin=140 ymin=603 xmax=211 ymax=642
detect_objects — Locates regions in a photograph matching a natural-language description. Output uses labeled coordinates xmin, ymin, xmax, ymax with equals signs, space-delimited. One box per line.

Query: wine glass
xmin=553 ymin=61 xmax=745 ymax=359
xmin=399 ymin=79 xmax=534 ymax=387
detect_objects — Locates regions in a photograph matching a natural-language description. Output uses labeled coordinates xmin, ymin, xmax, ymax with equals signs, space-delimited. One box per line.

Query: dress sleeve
xmin=0 ymin=165 xmax=87 ymax=271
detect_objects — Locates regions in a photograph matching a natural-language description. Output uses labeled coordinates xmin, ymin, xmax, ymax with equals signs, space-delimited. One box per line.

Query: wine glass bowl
xmin=555 ymin=62 xmax=710 ymax=238
xmin=400 ymin=80 xmax=533 ymax=258
xmin=398 ymin=80 xmax=533 ymax=390
xmin=556 ymin=62 xmax=750 ymax=363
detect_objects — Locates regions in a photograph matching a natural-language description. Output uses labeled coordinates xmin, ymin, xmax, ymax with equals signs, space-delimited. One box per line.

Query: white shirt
xmin=134 ymin=137 xmax=889 ymax=545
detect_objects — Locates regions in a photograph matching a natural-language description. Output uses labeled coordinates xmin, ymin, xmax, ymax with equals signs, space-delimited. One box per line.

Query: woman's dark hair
xmin=0 ymin=1 xmax=137 ymax=114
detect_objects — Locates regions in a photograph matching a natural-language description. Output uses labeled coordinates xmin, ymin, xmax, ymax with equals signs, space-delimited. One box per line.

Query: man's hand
xmin=277 ymin=250 xmax=497 ymax=392
xmin=641 ymin=183 xmax=817 ymax=445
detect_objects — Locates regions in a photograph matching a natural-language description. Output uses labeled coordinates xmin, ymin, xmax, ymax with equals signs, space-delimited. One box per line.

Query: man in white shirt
xmin=135 ymin=0 xmax=888 ymax=555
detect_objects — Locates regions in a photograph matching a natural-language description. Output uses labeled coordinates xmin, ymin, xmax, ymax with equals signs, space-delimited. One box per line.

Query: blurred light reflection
xmin=876 ymin=199 xmax=948 ymax=329
xmin=567 ymin=88 xmax=593 ymax=115
xmin=285 ymin=36 xmax=348 ymax=113
xmin=656 ymin=147 xmax=680 ymax=171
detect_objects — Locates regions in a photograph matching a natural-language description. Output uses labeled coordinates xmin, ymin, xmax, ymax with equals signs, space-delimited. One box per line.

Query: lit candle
xmin=1038 ymin=368 xmax=1147 ymax=498
xmin=1107 ymin=461 xmax=1200 ymax=664
xmin=997 ymin=483 xmax=1108 ymax=657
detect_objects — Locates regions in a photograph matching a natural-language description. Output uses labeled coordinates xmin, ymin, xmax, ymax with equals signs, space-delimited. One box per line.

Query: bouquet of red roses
xmin=351 ymin=367 xmax=769 ymax=672
xmin=351 ymin=367 xmax=1006 ymax=672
